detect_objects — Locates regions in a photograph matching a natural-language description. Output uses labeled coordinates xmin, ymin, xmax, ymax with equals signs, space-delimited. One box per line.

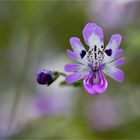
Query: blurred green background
xmin=0 ymin=0 xmax=140 ymax=139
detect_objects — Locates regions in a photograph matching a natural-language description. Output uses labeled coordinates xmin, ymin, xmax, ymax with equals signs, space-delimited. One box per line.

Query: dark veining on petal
xmin=94 ymin=53 xmax=97 ymax=60
xmin=93 ymin=73 xmax=96 ymax=79
xmin=87 ymin=47 xmax=105 ymax=67
xmin=80 ymin=50 xmax=86 ymax=58
xmin=89 ymin=74 xmax=94 ymax=85
xmin=105 ymin=49 xmax=112 ymax=56
xmin=94 ymin=45 xmax=97 ymax=52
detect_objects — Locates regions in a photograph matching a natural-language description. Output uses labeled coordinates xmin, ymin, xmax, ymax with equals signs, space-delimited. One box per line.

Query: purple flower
xmin=37 ymin=70 xmax=58 ymax=86
xmin=85 ymin=96 xmax=122 ymax=130
xmin=64 ymin=23 xmax=125 ymax=95
xmin=89 ymin=0 xmax=136 ymax=30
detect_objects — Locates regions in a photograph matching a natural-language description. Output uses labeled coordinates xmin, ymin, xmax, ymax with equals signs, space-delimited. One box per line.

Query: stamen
xmin=101 ymin=45 xmax=104 ymax=49
xmin=87 ymin=47 xmax=105 ymax=67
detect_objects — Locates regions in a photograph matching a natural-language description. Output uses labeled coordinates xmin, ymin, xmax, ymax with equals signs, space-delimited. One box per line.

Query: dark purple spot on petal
xmin=80 ymin=50 xmax=86 ymax=59
xmin=105 ymin=49 xmax=112 ymax=56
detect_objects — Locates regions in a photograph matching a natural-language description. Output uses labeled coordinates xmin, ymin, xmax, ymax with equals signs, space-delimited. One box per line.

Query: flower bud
xmin=37 ymin=70 xmax=58 ymax=86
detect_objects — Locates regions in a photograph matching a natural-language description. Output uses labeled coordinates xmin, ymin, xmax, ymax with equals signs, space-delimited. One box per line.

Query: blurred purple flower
xmin=85 ymin=96 xmax=123 ymax=131
xmin=64 ymin=23 xmax=125 ymax=95
xmin=32 ymin=92 xmax=73 ymax=117
xmin=89 ymin=0 xmax=136 ymax=29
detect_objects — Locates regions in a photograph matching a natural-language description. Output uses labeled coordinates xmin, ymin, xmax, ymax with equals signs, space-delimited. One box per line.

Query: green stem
xmin=58 ymin=72 xmax=66 ymax=77
xmin=60 ymin=80 xmax=82 ymax=87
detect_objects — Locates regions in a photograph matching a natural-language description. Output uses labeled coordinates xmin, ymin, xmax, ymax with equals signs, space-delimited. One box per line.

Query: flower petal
xmin=107 ymin=57 xmax=125 ymax=68
xmin=64 ymin=64 xmax=84 ymax=72
xmin=70 ymin=37 xmax=87 ymax=56
xmin=65 ymin=70 xmax=89 ymax=84
xmin=67 ymin=50 xmax=78 ymax=61
xmin=106 ymin=34 xmax=122 ymax=50
xmin=82 ymin=22 xmax=104 ymax=48
xmin=104 ymin=34 xmax=122 ymax=63
xmin=114 ymin=49 xmax=123 ymax=59
xmin=84 ymin=70 xmax=108 ymax=95
xmin=69 ymin=37 xmax=88 ymax=65
xmin=103 ymin=67 xmax=124 ymax=83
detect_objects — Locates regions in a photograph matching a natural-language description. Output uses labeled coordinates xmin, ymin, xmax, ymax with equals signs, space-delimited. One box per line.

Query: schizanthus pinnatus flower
xmin=64 ymin=23 xmax=125 ymax=95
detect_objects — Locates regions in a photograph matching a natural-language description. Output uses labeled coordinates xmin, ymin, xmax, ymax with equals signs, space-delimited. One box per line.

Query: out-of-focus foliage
xmin=0 ymin=0 xmax=140 ymax=139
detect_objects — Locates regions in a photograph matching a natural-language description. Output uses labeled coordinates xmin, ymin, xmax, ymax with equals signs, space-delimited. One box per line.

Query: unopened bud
xmin=37 ymin=70 xmax=58 ymax=86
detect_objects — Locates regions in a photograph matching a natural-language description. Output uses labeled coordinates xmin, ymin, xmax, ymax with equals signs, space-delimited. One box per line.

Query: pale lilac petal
xmin=108 ymin=57 xmax=125 ymax=68
xmin=70 ymin=37 xmax=86 ymax=56
xmin=67 ymin=50 xmax=78 ymax=60
xmin=103 ymin=67 xmax=124 ymax=83
xmin=65 ymin=70 xmax=89 ymax=84
xmin=104 ymin=34 xmax=122 ymax=63
xmin=114 ymin=49 xmax=123 ymax=59
xmin=104 ymin=49 xmax=123 ymax=63
xmin=84 ymin=70 xmax=108 ymax=95
xmin=115 ymin=57 xmax=125 ymax=67
xmin=69 ymin=37 xmax=88 ymax=65
xmin=66 ymin=49 xmax=88 ymax=65
xmin=64 ymin=64 xmax=82 ymax=72
xmin=106 ymin=34 xmax=122 ymax=50
xmin=82 ymin=22 xmax=104 ymax=48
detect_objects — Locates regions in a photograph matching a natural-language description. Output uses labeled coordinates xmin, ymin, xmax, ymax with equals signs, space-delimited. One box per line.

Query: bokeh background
xmin=0 ymin=0 xmax=140 ymax=139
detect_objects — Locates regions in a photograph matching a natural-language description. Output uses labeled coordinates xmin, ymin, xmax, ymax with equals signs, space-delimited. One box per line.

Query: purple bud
xmin=37 ymin=70 xmax=57 ymax=86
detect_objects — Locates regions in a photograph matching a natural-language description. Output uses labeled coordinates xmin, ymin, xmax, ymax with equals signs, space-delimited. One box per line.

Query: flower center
xmin=87 ymin=46 xmax=105 ymax=67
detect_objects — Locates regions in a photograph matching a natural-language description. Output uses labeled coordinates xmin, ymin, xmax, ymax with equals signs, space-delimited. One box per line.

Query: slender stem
xmin=59 ymin=80 xmax=82 ymax=87
xmin=58 ymin=72 xmax=66 ymax=77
